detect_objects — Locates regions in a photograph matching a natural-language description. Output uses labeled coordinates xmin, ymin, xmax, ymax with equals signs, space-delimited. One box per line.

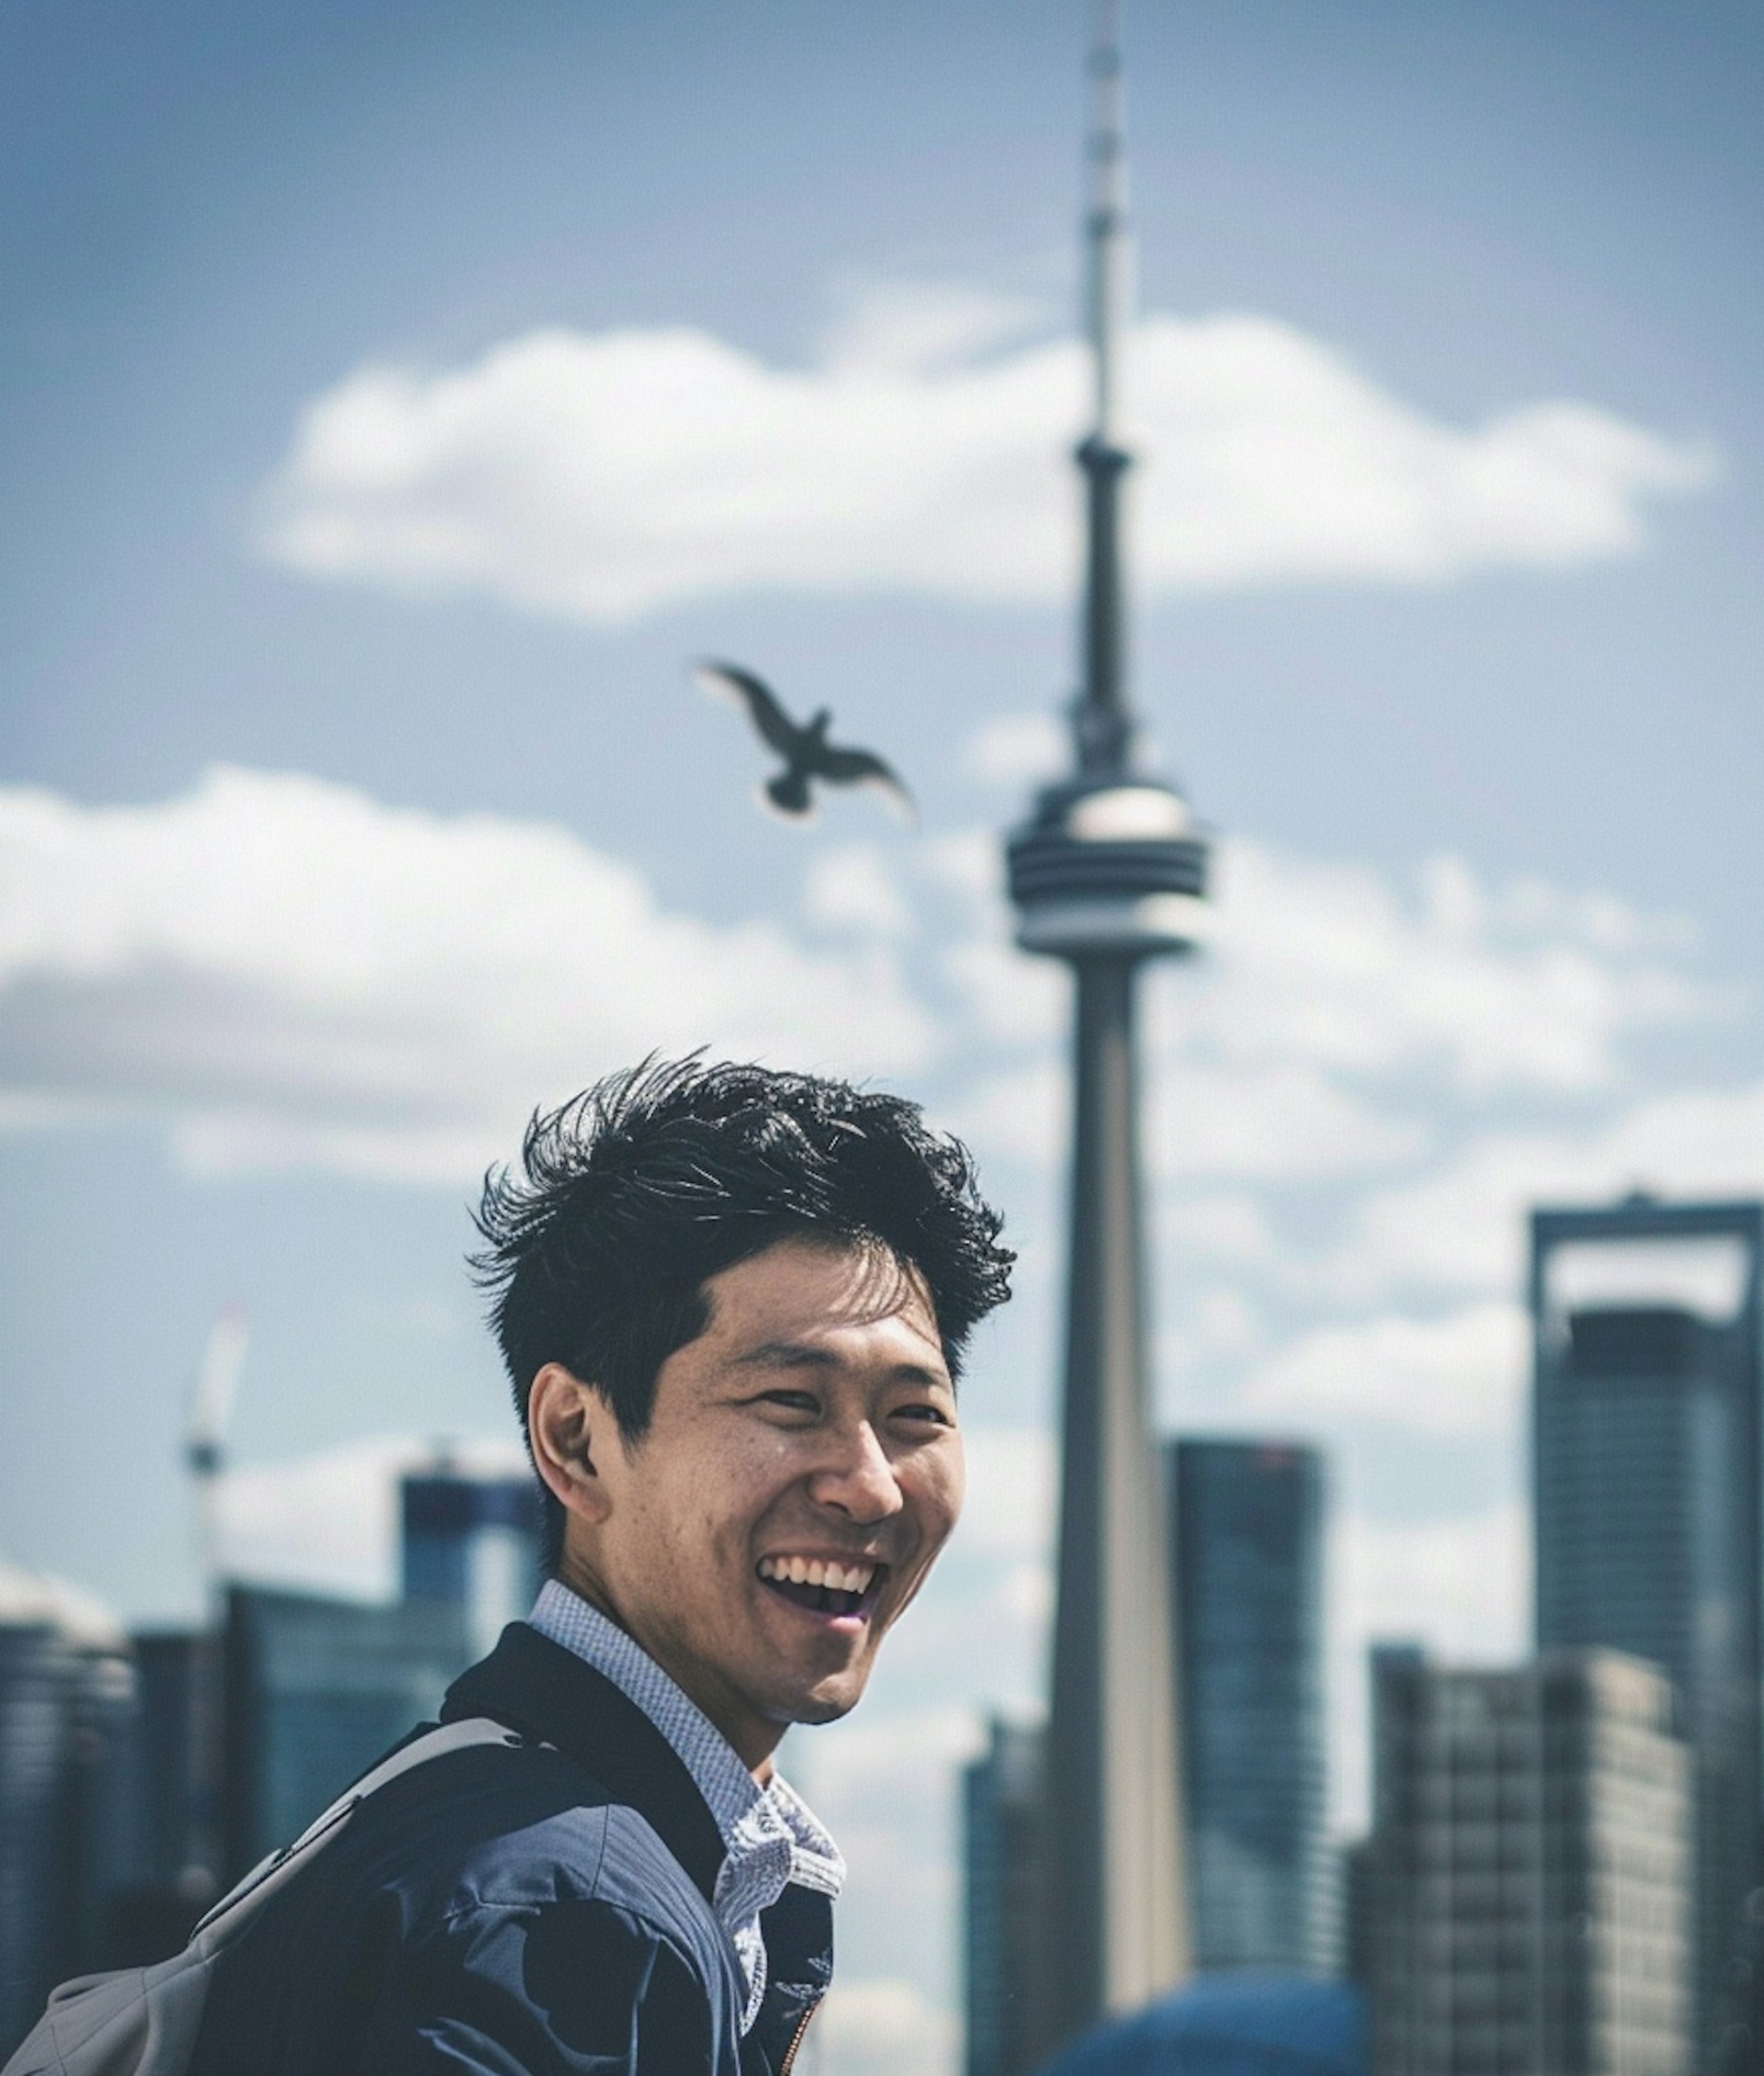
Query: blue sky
xmin=3 ymin=4 xmax=1760 ymax=2061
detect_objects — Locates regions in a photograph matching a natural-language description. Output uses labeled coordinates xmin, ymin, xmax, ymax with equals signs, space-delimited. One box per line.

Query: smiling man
xmin=185 ymin=1058 xmax=1012 ymax=2076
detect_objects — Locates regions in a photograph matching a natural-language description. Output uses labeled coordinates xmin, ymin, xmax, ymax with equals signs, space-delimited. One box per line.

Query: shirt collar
xmin=526 ymin=1579 xmax=844 ymax=1892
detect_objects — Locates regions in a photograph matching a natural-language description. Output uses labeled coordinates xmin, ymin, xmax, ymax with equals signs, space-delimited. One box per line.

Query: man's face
xmin=560 ymin=1235 xmax=964 ymax=1767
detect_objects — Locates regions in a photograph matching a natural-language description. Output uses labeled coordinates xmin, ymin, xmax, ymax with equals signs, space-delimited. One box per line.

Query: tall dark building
xmin=1003 ymin=5 xmax=1210 ymax=2047
xmin=401 ymin=1463 xmax=540 ymax=1658
xmin=1168 ymin=1439 xmax=1329 ymax=1976
xmin=126 ymin=1630 xmax=209 ymax=1887
xmin=963 ymin=1717 xmax=1046 ymax=2076
xmin=220 ymin=1461 xmax=539 ymax=1877
xmin=105 ymin=1628 xmax=220 ymax=1962
xmin=219 ymin=1583 xmax=471 ymax=1876
xmin=0 ymin=1567 xmax=135 ymax=2057
xmin=1531 ymin=1195 xmax=1763 ymax=2065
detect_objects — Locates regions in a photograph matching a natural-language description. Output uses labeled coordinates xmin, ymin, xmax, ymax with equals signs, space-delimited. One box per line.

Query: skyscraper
xmin=401 ymin=1461 xmax=540 ymax=1658
xmin=219 ymin=1461 xmax=538 ymax=1878
xmin=0 ymin=1565 xmax=135 ymax=2057
xmin=106 ymin=1627 xmax=218 ymax=1962
xmin=1167 ymin=1439 xmax=1329 ymax=1976
xmin=1531 ymin=1194 xmax=1763 ymax=2064
xmin=219 ymin=1582 xmax=471 ymax=1877
xmin=963 ymin=1717 xmax=1046 ymax=2076
xmin=1003 ymin=3 xmax=1210 ymax=2047
xmin=1367 ymin=1646 xmax=1691 ymax=2076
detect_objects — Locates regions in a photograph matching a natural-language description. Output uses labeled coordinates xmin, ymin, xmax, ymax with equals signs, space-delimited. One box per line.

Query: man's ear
xmin=527 ymin=1363 xmax=616 ymax=1527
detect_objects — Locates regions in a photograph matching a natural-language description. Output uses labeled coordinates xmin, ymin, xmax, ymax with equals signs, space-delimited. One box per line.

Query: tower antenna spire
xmin=1085 ymin=0 xmax=1130 ymax=443
xmin=1073 ymin=0 xmax=1135 ymax=773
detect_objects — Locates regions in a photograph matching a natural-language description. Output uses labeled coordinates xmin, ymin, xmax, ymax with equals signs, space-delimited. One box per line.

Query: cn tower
xmin=1004 ymin=0 xmax=1208 ymax=2048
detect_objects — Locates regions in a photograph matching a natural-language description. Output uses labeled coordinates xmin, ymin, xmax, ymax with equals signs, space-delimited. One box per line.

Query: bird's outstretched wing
xmin=816 ymin=741 xmax=918 ymax=825
xmin=692 ymin=660 xmax=802 ymax=757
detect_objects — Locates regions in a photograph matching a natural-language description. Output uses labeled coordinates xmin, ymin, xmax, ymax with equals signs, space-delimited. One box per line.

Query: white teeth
xmin=760 ymin=1556 xmax=879 ymax=1596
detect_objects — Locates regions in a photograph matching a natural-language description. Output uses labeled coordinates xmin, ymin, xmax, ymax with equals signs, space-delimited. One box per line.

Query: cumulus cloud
xmin=1238 ymin=1300 xmax=1528 ymax=1437
xmin=260 ymin=289 xmax=1715 ymax=623
xmin=1319 ymin=1078 xmax=1764 ymax=1303
xmin=950 ymin=824 xmax=1711 ymax=1193
xmin=0 ymin=766 xmax=933 ymax=1179
xmin=1172 ymin=842 xmax=1711 ymax=1095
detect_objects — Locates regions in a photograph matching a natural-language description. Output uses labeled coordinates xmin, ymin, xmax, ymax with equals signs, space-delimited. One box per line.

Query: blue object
xmin=1035 ymin=1977 xmax=1366 ymax=2076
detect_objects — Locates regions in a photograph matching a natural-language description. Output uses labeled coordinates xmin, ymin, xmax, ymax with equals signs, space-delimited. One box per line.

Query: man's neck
xmin=550 ymin=1551 xmax=780 ymax=1778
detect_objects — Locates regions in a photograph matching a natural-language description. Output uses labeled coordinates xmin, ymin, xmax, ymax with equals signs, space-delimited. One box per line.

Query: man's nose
xmin=808 ymin=1419 xmax=904 ymax=1524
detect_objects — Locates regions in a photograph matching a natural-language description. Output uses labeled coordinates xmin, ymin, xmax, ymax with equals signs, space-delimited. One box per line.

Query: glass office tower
xmin=219 ymin=1583 xmax=470 ymax=1876
xmin=1531 ymin=1195 xmax=1763 ymax=2070
xmin=400 ymin=1465 xmax=539 ymax=1658
xmin=0 ymin=1567 xmax=134 ymax=2057
xmin=1166 ymin=1439 xmax=1329 ymax=1975
xmin=963 ymin=1716 xmax=1046 ymax=2076
xmin=220 ymin=1461 xmax=541 ymax=1877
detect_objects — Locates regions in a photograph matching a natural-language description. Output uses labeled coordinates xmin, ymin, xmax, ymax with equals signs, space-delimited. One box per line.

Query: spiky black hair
xmin=471 ymin=1055 xmax=1013 ymax=1566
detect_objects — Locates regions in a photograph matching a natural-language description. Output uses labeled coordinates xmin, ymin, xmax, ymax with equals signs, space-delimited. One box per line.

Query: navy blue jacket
xmin=187 ymin=1622 xmax=833 ymax=2075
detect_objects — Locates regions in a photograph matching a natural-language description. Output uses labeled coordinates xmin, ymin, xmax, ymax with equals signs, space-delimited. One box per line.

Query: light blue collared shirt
xmin=526 ymin=1579 xmax=843 ymax=2034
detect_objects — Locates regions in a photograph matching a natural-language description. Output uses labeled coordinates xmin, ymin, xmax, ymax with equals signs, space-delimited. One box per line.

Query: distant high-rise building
xmin=401 ymin=1462 xmax=539 ymax=1659
xmin=105 ymin=1627 xmax=218 ymax=1963
xmin=1167 ymin=1439 xmax=1329 ymax=1976
xmin=219 ymin=1582 xmax=470 ymax=1878
xmin=126 ymin=1630 xmax=209 ymax=1885
xmin=963 ymin=1717 xmax=1046 ymax=2076
xmin=1367 ymin=1646 xmax=1690 ymax=2076
xmin=0 ymin=1566 xmax=135 ymax=2057
xmin=1531 ymin=1195 xmax=1763 ymax=2062
xmin=217 ymin=1460 xmax=536 ymax=1878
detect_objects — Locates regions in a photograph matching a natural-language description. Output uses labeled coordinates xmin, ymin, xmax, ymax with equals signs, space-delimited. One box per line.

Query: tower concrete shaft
xmin=1039 ymin=954 xmax=1189 ymax=2039
xmin=1004 ymin=1 xmax=1203 ymax=2053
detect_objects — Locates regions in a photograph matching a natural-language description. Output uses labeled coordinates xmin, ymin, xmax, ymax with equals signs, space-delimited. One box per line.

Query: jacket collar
xmin=441 ymin=1619 xmax=728 ymax=1905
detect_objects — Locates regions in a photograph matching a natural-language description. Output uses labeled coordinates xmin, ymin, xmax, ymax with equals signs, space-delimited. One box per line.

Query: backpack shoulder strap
xmin=192 ymin=1716 xmax=538 ymax=1943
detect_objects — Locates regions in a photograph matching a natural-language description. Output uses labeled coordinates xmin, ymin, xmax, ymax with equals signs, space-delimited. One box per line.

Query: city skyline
xmin=3 ymin=5 xmax=1760 ymax=2067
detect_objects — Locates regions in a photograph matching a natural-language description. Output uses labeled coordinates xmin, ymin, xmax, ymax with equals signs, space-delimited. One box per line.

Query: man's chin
xmin=762 ymin=1670 xmax=871 ymax=1729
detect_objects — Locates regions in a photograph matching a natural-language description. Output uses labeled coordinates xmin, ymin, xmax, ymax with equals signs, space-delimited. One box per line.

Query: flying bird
xmin=693 ymin=660 xmax=916 ymax=825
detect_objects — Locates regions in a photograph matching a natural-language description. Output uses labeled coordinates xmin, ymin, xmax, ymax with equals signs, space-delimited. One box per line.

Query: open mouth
xmin=756 ymin=1554 xmax=884 ymax=1619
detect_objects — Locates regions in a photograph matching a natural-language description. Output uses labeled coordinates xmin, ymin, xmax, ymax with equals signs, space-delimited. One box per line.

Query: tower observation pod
xmin=1004 ymin=0 xmax=1206 ymax=2053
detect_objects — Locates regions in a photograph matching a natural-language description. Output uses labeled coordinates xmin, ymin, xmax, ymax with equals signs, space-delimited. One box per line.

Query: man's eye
xmin=757 ymin=1389 xmax=820 ymax=1416
xmin=894 ymin=1402 xmax=955 ymax=1427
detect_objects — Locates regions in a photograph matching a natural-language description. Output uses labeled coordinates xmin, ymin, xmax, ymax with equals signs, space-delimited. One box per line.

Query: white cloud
xmin=1323 ymin=1078 xmax=1764 ymax=1303
xmin=964 ymin=710 xmax=1068 ymax=787
xmin=803 ymin=842 xmax=917 ymax=942
xmin=1238 ymin=1300 xmax=1527 ymax=1438
xmin=1175 ymin=841 xmax=1710 ymax=1095
xmin=1329 ymin=1499 xmax=1530 ymax=1833
xmin=261 ymin=296 xmax=1714 ymax=623
xmin=1337 ymin=1500 xmax=1529 ymax=1665
xmin=949 ymin=829 xmax=1707 ymax=1198
xmin=1152 ymin=1058 xmax=1424 ymax=1179
xmin=0 ymin=767 xmax=934 ymax=1180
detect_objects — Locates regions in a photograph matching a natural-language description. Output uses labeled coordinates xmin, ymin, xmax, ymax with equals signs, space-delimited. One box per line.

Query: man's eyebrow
xmin=729 ymin=1339 xmax=952 ymax=1386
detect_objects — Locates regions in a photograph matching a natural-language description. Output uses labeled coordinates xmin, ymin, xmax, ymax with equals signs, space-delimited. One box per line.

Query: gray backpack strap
xmin=192 ymin=1716 xmax=532 ymax=1938
xmin=2 ymin=1717 xmax=534 ymax=2076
